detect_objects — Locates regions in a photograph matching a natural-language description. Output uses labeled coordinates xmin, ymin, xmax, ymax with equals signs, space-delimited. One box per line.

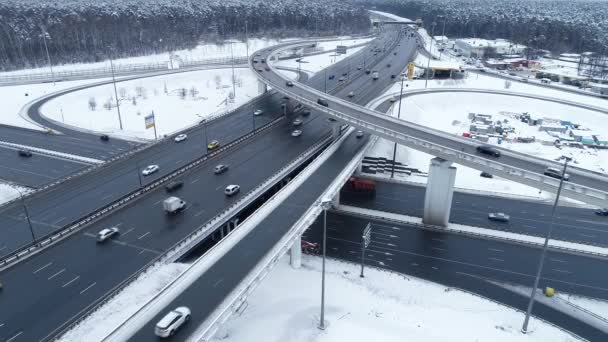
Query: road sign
xmin=336 ymin=45 xmax=347 ymax=55
xmin=144 ymin=113 xmax=155 ymax=129
xmin=362 ymin=223 xmax=372 ymax=249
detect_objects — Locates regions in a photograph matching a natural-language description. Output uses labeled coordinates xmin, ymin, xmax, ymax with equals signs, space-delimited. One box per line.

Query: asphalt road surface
xmin=342 ymin=180 xmax=608 ymax=247
xmin=0 ymin=27 xmax=408 ymax=342
xmin=302 ymin=211 xmax=608 ymax=341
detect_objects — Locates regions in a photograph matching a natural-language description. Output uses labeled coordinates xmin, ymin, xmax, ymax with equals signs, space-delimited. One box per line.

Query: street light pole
xmin=522 ymin=157 xmax=570 ymax=333
xmin=109 ymin=55 xmax=124 ymax=130
xmin=391 ymin=75 xmax=407 ymax=178
xmin=40 ymin=28 xmax=55 ymax=85
xmin=14 ymin=187 xmax=36 ymax=244
xmin=439 ymin=16 xmax=447 ymax=60
xmin=319 ymin=198 xmax=332 ymax=330
xmin=425 ymin=21 xmax=437 ymax=89
xmin=230 ymin=42 xmax=236 ymax=102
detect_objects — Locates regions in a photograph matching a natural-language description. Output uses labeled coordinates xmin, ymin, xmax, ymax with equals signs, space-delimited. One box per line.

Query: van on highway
xmin=163 ymin=196 xmax=186 ymax=214
xmin=317 ymin=98 xmax=329 ymax=107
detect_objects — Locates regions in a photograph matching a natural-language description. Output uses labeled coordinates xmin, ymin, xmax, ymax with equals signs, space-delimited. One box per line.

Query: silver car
xmin=142 ymin=164 xmax=159 ymax=176
xmin=225 ymin=184 xmax=240 ymax=196
xmin=291 ymin=130 xmax=302 ymax=137
xmin=488 ymin=212 xmax=510 ymax=222
xmin=97 ymin=227 xmax=119 ymax=243
xmin=155 ymin=307 xmax=191 ymax=338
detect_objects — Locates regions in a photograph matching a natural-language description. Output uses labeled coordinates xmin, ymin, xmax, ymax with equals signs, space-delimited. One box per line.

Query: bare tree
xmin=179 ymin=88 xmax=187 ymax=99
xmin=504 ymin=79 xmax=512 ymax=89
xmin=189 ymin=86 xmax=199 ymax=97
xmin=214 ymin=75 xmax=222 ymax=89
xmin=119 ymin=87 xmax=127 ymax=98
xmin=88 ymin=97 xmax=97 ymax=111
xmin=103 ymin=98 xmax=113 ymax=110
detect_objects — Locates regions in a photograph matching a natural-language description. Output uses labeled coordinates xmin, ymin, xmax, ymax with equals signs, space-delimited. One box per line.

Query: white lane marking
xmin=80 ymin=282 xmax=97 ymax=294
xmin=550 ymin=258 xmax=567 ymax=263
xmin=431 ymin=238 xmax=445 ymax=243
xmin=579 ymin=233 xmax=596 ymax=238
xmin=411 ymin=263 xmax=419 ymax=266
xmin=48 ymin=268 xmax=66 ymax=280
xmin=431 ymin=247 xmax=446 ymax=252
xmin=553 ymin=269 xmax=572 ymax=274
xmin=62 ymin=276 xmax=80 ymax=288
xmin=33 ymin=262 xmax=53 ymax=274
xmin=488 ymin=257 xmax=504 ymax=262
xmin=6 ymin=331 xmax=23 ymax=342
xmin=191 ymin=178 xmax=200 ymax=184
xmin=138 ymin=232 xmax=151 ymax=240
xmin=52 ymin=217 xmax=67 ymax=225
xmin=101 ymin=193 xmax=114 ymax=201
xmin=213 ymin=279 xmax=224 ymax=287
xmin=0 ymin=245 xmax=5 ymax=252
xmin=431 ymin=266 xmax=439 ymax=270
xmin=194 ymin=209 xmax=206 ymax=217
xmin=575 ymin=219 xmax=608 ymax=226
xmin=121 ymin=227 xmax=135 ymax=236
xmin=522 ymin=224 xmax=537 ymax=229
xmin=0 ymin=322 xmax=4 ymax=327
xmin=487 ymin=248 xmax=504 ymax=253
xmin=215 ymin=185 xmax=223 ymax=191
xmin=139 ymin=249 xmax=147 ymax=255
xmin=153 ymin=199 xmax=163 ymax=206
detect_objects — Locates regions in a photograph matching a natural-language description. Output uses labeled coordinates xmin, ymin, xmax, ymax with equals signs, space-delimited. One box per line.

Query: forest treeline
xmin=357 ymin=0 xmax=608 ymax=55
xmin=0 ymin=0 xmax=370 ymax=71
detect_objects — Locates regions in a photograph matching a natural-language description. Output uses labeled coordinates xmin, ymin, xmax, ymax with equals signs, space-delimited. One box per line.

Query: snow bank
xmin=213 ymin=255 xmax=580 ymax=342
xmin=0 ymin=183 xmax=30 ymax=206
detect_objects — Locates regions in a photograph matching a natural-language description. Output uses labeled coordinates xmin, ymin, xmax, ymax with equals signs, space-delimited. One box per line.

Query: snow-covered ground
xmin=557 ymin=293 xmax=608 ymax=321
xmin=58 ymin=263 xmax=187 ymax=342
xmin=0 ymin=183 xmax=30 ymax=205
xmin=213 ymin=255 xmax=580 ymax=342
xmin=41 ymin=68 xmax=264 ymax=139
xmin=0 ymin=78 xmax=111 ymax=130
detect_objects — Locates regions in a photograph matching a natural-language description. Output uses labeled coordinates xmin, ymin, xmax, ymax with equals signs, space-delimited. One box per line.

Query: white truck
xmin=372 ymin=71 xmax=379 ymax=80
xmin=163 ymin=196 xmax=186 ymax=214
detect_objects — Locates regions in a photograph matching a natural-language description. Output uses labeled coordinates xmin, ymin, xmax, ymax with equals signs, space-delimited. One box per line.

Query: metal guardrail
xmin=333 ymin=206 xmax=608 ymax=258
xmin=61 ymin=133 xmax=335 ymax=342
xmin=557 ymin=296 xmax=608 ymax=326
xmin=259 ymin=43 xmax=608 ymax=207
xmin=0 ymin=114 xmax=285 ymax=271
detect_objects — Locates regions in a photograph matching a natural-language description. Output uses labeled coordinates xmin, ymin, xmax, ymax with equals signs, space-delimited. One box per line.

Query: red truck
xmin=346 ymin=177 xmax=376 ymax=197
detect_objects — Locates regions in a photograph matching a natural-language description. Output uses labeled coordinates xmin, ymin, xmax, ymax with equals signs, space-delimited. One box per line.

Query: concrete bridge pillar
xmin=290 ymin=234 xmax=302 ymax=269
xmin=258 ymin=80 xmax=268 ymax=94
xmin=423 ymin=157 xmax=456 ymax=227
xmin=332 ymin=191 xmax=340 ymax=207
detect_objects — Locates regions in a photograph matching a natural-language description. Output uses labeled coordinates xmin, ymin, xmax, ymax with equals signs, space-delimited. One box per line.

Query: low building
xmin=470 ymin=124 xmax=492 ymax=134
xmin=455 ymin=38 xmax=526 ymax=58
xmin=539 ymin=123 xmax=567 ymax=134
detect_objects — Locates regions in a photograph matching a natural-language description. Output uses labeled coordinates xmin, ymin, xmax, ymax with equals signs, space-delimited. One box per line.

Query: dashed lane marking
xmin=33 ymin=262 xmax=53 ymax=274
xmin=62 ymin=276 xmax=80 ymax=288
xmin=80 ymin=282 xmax=97 ymax=295
xmin=48 ymin=268 xmax=66 ymax=280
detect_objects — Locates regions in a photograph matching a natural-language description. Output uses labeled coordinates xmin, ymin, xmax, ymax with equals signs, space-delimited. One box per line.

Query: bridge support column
xmin=423 ymin=157 xmax=456 ymax=227
xmin=331 ymin=122 xmax=341 ymax=140
xmin=332 ymin=191 xmax=340 ymax=207
xmin=290 ymin=234 xmax=302 ymax=269
xmin=258 ymin=80 xmax=267 ymax=94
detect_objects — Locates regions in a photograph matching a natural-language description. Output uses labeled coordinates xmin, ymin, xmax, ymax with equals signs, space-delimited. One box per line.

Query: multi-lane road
xmin=302 ymin=211 xmax=608 ymax=341
xmin=0 ymin=26 xmax=410 ymax=342
xmin=342 ymin=180 xmax=608 ymax=247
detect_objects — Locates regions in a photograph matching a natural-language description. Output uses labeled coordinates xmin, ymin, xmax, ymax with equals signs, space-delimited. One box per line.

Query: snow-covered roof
xmin=560 ymin=53 xmax=581 ymax=58
xmin=589 ymin=82 xmax=608 ymax=89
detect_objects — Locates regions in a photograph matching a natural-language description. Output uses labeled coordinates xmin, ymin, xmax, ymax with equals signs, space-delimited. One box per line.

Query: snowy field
xmin=41 ymin=68 xmax=265 ymax=139
xmin=212 ymin=255 xmax=580 ymax=342
xmin=0 ymin=183 xmax=30 ymax=205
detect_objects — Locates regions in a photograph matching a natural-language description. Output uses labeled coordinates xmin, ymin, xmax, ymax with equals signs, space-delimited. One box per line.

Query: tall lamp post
xmin=230 ymin=41 xmax=236 ymax=102
xmin=196 ymin=115 xmax=209 ymax=151
xmin=318 ymin=197 xmax=333 ymax=330
xmin=391 ymin=73 xmax=408 ymax=178
xmin=13 ymin=187 xmax=36 ymax=244
xmin=522 ymin=156 xmax=571 ymax=333
xmin=438 ymin=15 xmax=447 ymax=60
xmin=40 ymin=28 xmax=55 ymax=84
xmin=425 ymin=21 xmax=437 ymax=89
xmin=108 ymin=48 xmax=124 ymax=130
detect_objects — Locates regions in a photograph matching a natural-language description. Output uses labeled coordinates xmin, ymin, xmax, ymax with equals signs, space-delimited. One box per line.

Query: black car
xmin=596 ymin=208 xmax=608 ymax=216
xmin=165 ymin=180 xmax=184 ymax=192
xmin=387 ymin=63 xmax=392 ymax=68
xmin=391 ymin=74 xmax=396 ymax=79
xmin=480 ymin=172 xmax=493 ymax=178
xmin=328 ymin=75 xmax=335 ymax=80
xmin=286 ymin=81 xmax=294 ymax=87
xmin=100 ymin=134 xmax=110 ymax=141
xmin=317 ymin=98 xmax=329 ymax=107
xmin=342 ymin=72 xmax=348 ymax=77
xmin=302 ymin=110 xmax=311 ymax=116
xmin=18 ymin=150 xmax=32 ymax=157
xmin=365 ymin=69 xmax=371 ymax=74
xmin=476 ymin=145 xmax=501 ymax=157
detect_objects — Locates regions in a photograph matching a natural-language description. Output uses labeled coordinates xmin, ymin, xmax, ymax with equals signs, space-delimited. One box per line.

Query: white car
xmin=174 ymin=134 xmax=187 ymax=142
xmin=253 ymin=109 xmax=264 ymax=116
xmin=142 ymin=164 xmax=159 ymax=176
xmin=225 ymin=184 xmax=240 ymax=196
xmin=97 ymin=227 xmax=119 ymax=243
xmin=292 ymin=119 xmax=303 ymax=126
xmin=155 ymin=306 xmax=191 ymax=338
xmin=291 ymin=130 xmax=302 ymax=137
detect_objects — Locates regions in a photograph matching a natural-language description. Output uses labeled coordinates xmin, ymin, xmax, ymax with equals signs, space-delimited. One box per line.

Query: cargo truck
xmin=163 ymin=196 xmax=186 ymax=214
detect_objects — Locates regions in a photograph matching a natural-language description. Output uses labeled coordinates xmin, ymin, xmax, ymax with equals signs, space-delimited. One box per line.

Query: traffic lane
xmin=0 ymin=36 xmax=377 ymax=257
xmin=312 ymin=234 xmax=608 ymax=341
xmin=304 ymin=212 xmax=608 ymax=299
xmin=0 ymin=125 xmax=139 ymax=160
xmin=129 ymin=128 xmax=371 ymax=341
xmin=0 ymin=108 xmax=333 ymax=341
xmin=0 ymin=228 xmax=159 ymax=342
xmin=342 ymin=181 xmax=608 ymax=246
xmin=0 ymin=146 xmax=88 ymax=187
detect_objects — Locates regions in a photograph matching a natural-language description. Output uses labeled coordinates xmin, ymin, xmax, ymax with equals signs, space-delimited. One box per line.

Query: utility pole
xmin=522 ymin=157 xmax=571 ymax=333
xmin=425 ymin=21 xmax=437 ymax=89
xmin=14 ymin=187 xmax=36 ymax=244
xmin=245 ymin=21 xmax=249 ymax=59
xmin=230 ymin=42 xmax=236 ymax=102
xmin=109 ymin=53 xmax=124 ymax=130
xmin=439 ymin=15 xmax=447 ymax=60
xmin=318 ymin=198 xmax=333 ymax=330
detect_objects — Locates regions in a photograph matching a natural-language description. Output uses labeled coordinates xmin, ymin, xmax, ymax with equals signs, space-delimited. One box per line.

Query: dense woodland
xmin=357 ymin=0 xmax=608 ymax=55
xmin=0 ymin=0 xmax=370 ymax=71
